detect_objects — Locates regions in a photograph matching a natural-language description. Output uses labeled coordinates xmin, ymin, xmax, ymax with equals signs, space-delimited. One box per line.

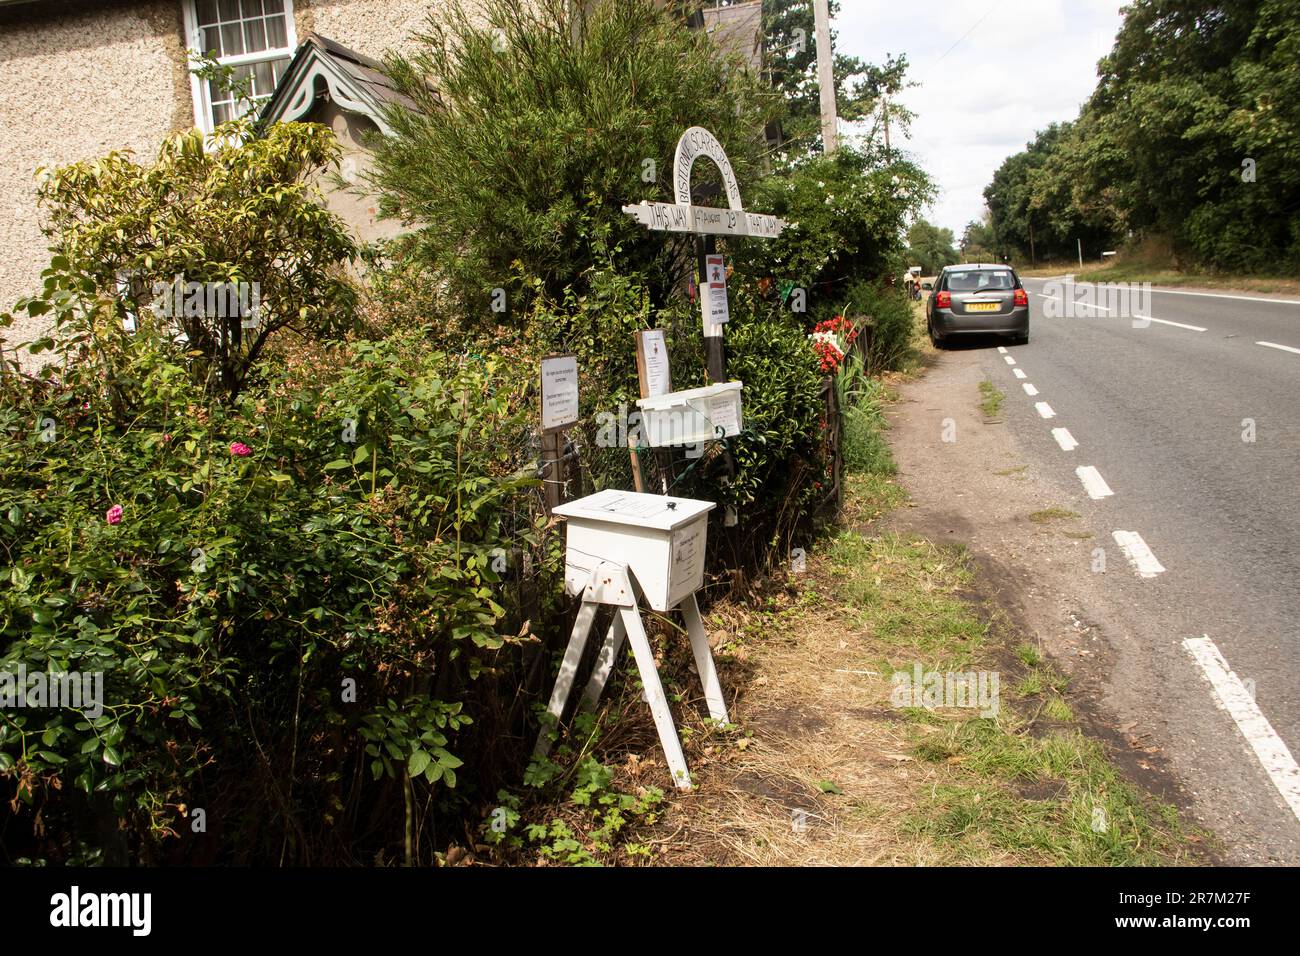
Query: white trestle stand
xmin=533 ymin=489 xmax=728 ymax=790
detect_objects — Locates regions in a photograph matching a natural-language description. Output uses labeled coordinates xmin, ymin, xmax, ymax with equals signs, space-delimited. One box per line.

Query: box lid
xmin=553 ymin=489 xmax=716 ymax=532
xmin=635 ymin=380 xmax=742 ymax=412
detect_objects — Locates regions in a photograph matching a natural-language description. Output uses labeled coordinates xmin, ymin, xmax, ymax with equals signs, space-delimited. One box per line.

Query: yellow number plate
xmin=966 ymin=302 xmax=999 ymax=312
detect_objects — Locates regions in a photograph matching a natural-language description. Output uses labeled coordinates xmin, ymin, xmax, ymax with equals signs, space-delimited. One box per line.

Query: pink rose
xmin=105 ymin=504 xmax=123 ymax=525
xmin=229 ymin=442 xmax=252 ymax=457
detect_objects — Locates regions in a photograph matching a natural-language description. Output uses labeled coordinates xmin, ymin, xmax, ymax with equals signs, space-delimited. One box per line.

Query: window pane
xmin=197 ymin=0 xmax=219 ymax=26
xmin=264 ymin=0 xmax=285 ymax=13
xmin=218 ymin=0 xmax=241 ymax=21
xmin=212 ymin=101 xmax=235 ymax=125
xmin=271 ymin=56 xmax=288 ymax=83
xmin=203 ymin=25 xmax=221 ymax=55
xmin=252 ymin=59 xmax=276 ymax=97
xmin=240 ymin=0 xmax=264 ymax=16
xmin=220 ymin=22 xmax=244 ymax=56
xmin=243 ymin=17 xmax=267 ymax=53
xmin=265 ymin=14 xmax=287 ymax=49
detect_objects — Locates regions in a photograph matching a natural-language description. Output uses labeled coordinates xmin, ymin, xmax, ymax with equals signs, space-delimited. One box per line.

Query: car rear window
xmin=948 ymin=270 xmax=1015 ymax=291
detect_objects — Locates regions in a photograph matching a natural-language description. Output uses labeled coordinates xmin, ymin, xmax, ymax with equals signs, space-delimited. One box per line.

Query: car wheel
xmin=929 ymin=322 xmax=944 ymax=348
xmin=1011 ymin=330 xmax=1029 ymax=345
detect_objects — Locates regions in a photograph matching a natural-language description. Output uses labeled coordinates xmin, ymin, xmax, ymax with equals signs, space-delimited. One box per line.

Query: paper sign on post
xmin=635 ymin=329 xmax=672 ymax=398
xmin=540 ymin=353 xmax=579 ymax=433
xmin=704 ymin=254 xmax=730 ymax=327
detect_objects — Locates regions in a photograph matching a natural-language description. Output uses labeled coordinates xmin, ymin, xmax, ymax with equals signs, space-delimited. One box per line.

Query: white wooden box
xmin=553 ymin=490 xmax=715 ymax=612
xmin=635 ymin=381 xmax=743 ymax=448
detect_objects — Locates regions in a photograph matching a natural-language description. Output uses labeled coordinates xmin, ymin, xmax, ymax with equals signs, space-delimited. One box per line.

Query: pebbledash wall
xmin=0 ymin=0 xmax=437 ymax=351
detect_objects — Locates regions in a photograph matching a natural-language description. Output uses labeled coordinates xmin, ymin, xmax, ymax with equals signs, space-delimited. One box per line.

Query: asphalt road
xmin=964 ymin=277 xmax=1300 ymax=862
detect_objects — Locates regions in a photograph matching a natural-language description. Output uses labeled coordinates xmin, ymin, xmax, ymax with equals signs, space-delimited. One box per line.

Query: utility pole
xmin=1077 ymin=237 xmax=1083 ymax=268
xmin=813 ymin=0 xmax=838 ymax=154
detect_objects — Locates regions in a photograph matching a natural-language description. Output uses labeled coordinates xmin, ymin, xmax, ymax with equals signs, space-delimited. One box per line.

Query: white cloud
xmin=832 ymin=0 xmax=1126 ymax=237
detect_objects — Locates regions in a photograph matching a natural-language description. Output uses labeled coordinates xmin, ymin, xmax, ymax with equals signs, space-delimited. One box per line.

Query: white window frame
xmin=181 ymin=0 xmax=299 ymax=135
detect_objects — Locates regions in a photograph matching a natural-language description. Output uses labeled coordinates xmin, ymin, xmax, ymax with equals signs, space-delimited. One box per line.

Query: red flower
xmin=229 ymin=442 xmax=252 ymax=457
xmin=105 ymin=504 xmax=123 ymax=525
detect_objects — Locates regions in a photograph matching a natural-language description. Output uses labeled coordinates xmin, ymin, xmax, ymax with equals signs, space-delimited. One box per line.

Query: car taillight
xmin=1013 ymin=288 xmax=1028 ymax=306
xmin=936 ymin=291 xmax=951 ymax=308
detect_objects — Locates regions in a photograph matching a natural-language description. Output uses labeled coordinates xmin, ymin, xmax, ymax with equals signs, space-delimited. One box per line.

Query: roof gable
xmin=258 ymin=33 xmax=427 ymax=135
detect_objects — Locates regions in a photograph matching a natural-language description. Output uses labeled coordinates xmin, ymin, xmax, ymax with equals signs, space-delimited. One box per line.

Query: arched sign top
xmin=622 ymin=125 xmax=785 ymax=239
xmin=673 ymin=126 xmax=743 ymax=210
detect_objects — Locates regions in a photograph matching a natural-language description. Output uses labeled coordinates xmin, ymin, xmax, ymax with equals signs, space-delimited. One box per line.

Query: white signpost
xmin=536 ymin=127 xmax=790 ymax=789
xmin=534 ymin=490 xmax=727 ymax=790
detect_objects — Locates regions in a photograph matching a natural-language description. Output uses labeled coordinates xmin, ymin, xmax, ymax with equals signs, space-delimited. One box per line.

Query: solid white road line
xmin=1257 ymin=340 xmax=1300 ymax=355
xmin=1112 ymin=530 xmax=1164 ymax=577
xmin=1032 ymin=290 xmax=1207 ymax=331
xmin=1137 ymin=315 xmax=1208 ymax=332
xmin=1035 ymin=402 xmax=1055 ymax=419
xmin=1183 ymin=636 xmax=1300 ymax=823
xmin=1004 ymin=355 xmax=1016 ymax=365
xmin=1127 ymin=285 xmax=1300 ymax=308
xmin=1076 ymin=465 xmax=1114 ymax=499
xmin=1023 ymin=383 xmax=1038 ymax=396
xmin=997 ymin=346 xmax=1007 ymax=354
xmin=1051 ymin=427 xmax=1078 ymax=451
xmin=1013 ymin=368 xmax=1027 ymax=379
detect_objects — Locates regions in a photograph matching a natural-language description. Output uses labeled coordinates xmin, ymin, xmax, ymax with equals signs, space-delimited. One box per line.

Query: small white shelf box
xmin=635 ymin=381 xmax=743 ymax=448
xmin=552 ymin=489 xmax=715 ymax=612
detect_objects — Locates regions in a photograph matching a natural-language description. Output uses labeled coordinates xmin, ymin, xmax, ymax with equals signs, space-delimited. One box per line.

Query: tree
xmin=983 ymin=0 xmax=1300 ymax=271
xmin=762 ymin=0 xmax=914 ymax=157
xmin=370 ymin=0 xmax=778 ymax=317
xmin=905 ymin=219 xmax=958 ymax=275
xmin=961 ymin=215 xmax=997 ymax=263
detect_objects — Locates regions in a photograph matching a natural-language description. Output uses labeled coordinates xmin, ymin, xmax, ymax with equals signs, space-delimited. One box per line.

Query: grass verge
xmin=979 ymin=379 xmax=1004 ymax=419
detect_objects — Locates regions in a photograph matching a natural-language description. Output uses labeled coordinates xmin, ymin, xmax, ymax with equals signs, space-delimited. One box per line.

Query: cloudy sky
xmin=832 ymin=0 xmax=1128 ymax=240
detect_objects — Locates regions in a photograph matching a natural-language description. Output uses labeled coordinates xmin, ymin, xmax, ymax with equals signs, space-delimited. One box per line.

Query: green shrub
xmin=371 ymin=0 xmax=778 ymax=316
xmin=17 ymin=118 xmax=357 ymax=400
xmin=0 ymin=325 xmax=542 ymax=865
xmin=837 ymin=280 xmax=917 ymax=374
xmin=733 ymin=144 xmax=931 ymax=308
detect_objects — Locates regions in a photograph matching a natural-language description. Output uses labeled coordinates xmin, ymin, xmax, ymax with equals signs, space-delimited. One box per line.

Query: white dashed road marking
xmin=1112 ymin=530 xmax=1164 ymax=577
xmin=1013 ymin=368 xmax=1027 ymax=379
xmin=1052 ymin=428 xmax=1078 ymax=451
xmin=1076 ymin=465 xmax=1114 ymax=499
xmin=997 ymin=346 xmax=1007 ymax=354
xmin=1183 ymin=636 xmax=1300 ymax=823
xmin=1023 ymin=383 xmax=1038 ymax=396
xmin=1137 ymin=315 xmax=1208 ymax=332
xmin=1035 ymin=402 xmax=1055 ymax=419
xmin=1257 ymin=341 xmax=1300 ymax=355
xmin=1004 ymin=355 xmax=1016 ymax=365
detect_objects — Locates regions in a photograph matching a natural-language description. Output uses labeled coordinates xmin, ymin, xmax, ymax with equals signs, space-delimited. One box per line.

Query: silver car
xmin=927 ymin=264 xmax=1030 ymax=346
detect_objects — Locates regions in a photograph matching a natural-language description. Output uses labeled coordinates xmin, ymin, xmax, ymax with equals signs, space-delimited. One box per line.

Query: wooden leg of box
xmin=533 ymin=599 xmax=599 ymax=758
xmin=580 ymin=612 xmax=627 ymax=712
xmin=620 ymin=605 xmax=692 ymax=790
xmin=680 ymin=592 xmax=728 ymax=724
